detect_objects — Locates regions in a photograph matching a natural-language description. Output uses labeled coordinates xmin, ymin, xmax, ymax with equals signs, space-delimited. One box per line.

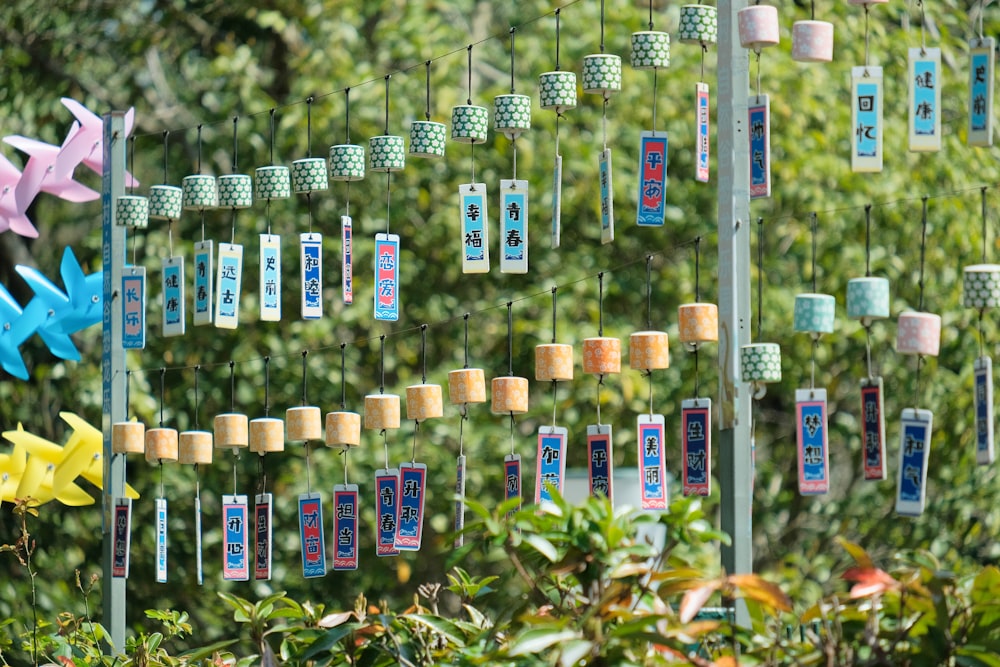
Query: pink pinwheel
xmin=5 ymin=131 xmax=100 ymax=214
xmin=0 ymin=153 xmax=36 ymax=237
xmin=58 ymin=98 xmax=138 ymax=188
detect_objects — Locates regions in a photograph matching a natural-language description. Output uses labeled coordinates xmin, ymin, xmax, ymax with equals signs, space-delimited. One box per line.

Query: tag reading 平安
xmin=161 ymin=256 xmax=184 ymax=337
xmin=796 ymin=388 xmax=829 ymax=495
xmin=587 ymin=424 xmax=613 ymax=502
xmin=637 ymin=414 xmax=668 ymax=510
xmin=637 ymin=132 xmax=667 ymax=226
xmin=500 ymin=180 xmax=528 ymax=274
xmin=333 ymin=484 xmax=359 ymax=570
xmin=681 ymin=398 xmax=712 ymax=496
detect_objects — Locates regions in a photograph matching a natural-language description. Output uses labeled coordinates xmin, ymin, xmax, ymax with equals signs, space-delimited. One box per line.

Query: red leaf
xmin=842 ymin=567 xmax=899 ymax=598
xmin=679 ymin=581 xmax=721 ymax=624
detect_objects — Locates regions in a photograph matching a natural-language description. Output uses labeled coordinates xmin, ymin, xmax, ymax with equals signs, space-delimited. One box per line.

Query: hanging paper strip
xmin=254 ymin=492 xmax=272 ymax=581
xmin=215 ymin=243 xmax=243 ymax=330
xmin=395 ymin=462 xmax=427 ymax=551
xmin=896 ymin=408 xmax=933 ymax=517
xmin=500 ymin=180 xmax=528 ymax=274
xmin=454 ymin=454 xmax=466 ymax=548
xmin=195 ymin=494 xmax=203 ymax=585
xmin=222 ymin=494 xmax=249 ymax=581
xmin=535 ymin=426 xmax=567 ymax=505
xmin=637 ymin=414 xmax=667 ymax=510
xmin=975 ymin=356 xmax=995 ymax=465
xmin=122 ymin=267 xmax=146 ymax=349
xmin=969 ymin=38 xmax=995 ymax=147
xmin=587 ymin=424 xmax=613 ymax=501
xmin=861 ymin=378 xmax=887 ymax=481
xmin=298 ymin=492 xmax=327 ymax=578
xmin=333 ymin=484 xmax=359 ymax=570
xmin=908 ymin=48 xmax=942 ymax=152
xmin=112 ymin=498 xmax=131 ymax=578
xmin=637 ymin=132 xmax=667 ymax=227
xmin=461 ymin=184 xmax=490 ymax=273
xmin=300 ymin=232 xmax=322 ymax=320
xmin=696 ymin=83 xmax=710 ymax=183
xmin=375 ymin=469 xmax=400 ymax=557
xmin=796 ymin=388 xmax=829 ymax=495
xmin=551 ymin=156 xmax=562 ymax=249
xmin=681 ymin=398 xmax=711 ymax=497
xmin=155 ymin=498 xmax=168 ymax=583
xmin=259 ymin=234 xmax=281 ymax=322
xmin=374 ymin=233 xmax=399 ymax=322
xmin=851 ymin=67 xmax=883 ymax=173
xmin=504 ymin=453 xmax=522 ymax=514
xmin=193 ymin=241 xmax=214 ymax=326
xmin=342 ymin=216 xmax=353 ymax=305
xmin=599 ymin=149 xmax=614 ymax=244
xmin=162 ymin=257 xmax=184 ymax=337
xmin=748 ymin=95 xmax=770 ymax=200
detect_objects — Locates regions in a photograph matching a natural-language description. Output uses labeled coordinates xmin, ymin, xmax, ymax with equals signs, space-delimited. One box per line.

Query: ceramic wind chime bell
xmin=791 ymin=1 xmax=835 ymax=63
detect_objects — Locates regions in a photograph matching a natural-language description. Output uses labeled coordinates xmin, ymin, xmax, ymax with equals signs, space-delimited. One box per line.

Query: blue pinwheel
xmin=0 ymin=284 xmax=45 ymax=380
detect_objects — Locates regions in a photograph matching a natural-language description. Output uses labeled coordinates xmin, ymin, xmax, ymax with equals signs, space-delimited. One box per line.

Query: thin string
xmin=128 ymin=137 xmax=137 ymax=195
xmin=755 ymin=52 xmax=762 ymax=102
xmin=383 ymin=75 xmax=390 ymax=135
xmin=300 ymin=350 xmax=309 ymax=406
xmin=648 ymin=370 xmax=654 ymax=415
xmin=231 ymin=116 xmax=239 ymax=173
xmin=466 ymin=45 xmax=473 ymax=105
xmin=551 ymin=287 xmax=558 ymax=343
xmin=196 ymin=124 xmax=203 ymax=173
xmin=919 ymin=196 xmax=928 ymax=312
xmin=811 ymin=212 xmax=818 ymax=294
xmin=379 ymin=335 xmax=386 ymax=394
xmin=509 ymin=413 xmax=516 ymax=455
xmin=648 ymin=0 xmax=654 ymax=30
xmin=864 ymin=5 xmax=871 ymax=72
xmin=344 ymin=88 xmax=352 ymax=144
xmin=599 ymin=0 xmax=606 ymax=53
xmin=551 ymin=380 xmax=558 ymax=426
xmin=158 ymin=367 xmax=166 ymax=428
xmin=701 ymin=44 xmax=707 ymax=82
xmin=506 ymin=302 xmax=514 ymax=376
xmin=125 ymin=370 xmax=132 ymax=420
xmin=463 ymin=313 xmax=470 ymax=368
xmin=340 ymin=343 xmax=347 ymax=410
xmin=509 ymin=28 xmax=516 ymax=94
xmin=424 ymin=61 xmax=432 ymax=121
xmin=420 ymin=324 xmax=428 ymax=384
xmin=228 ymin=360 xmax=236 ymax=412
xmin=918 ymin=0 xmax=927 ymax=54
xmin=865 ymin=205 xmax=872 ymax=277
xmin=159 ymin=462 xmax=164 ymax=499
xmin=269 ymin=108 xmax=276 ymax=165
xmin=597 ymin=375 xmax=604 ymax=425
xmin=695 ymin=236 xmax=702 ymax=301
xmin=411 ymin=420 xmax=419 ymax=463
xmin=979 ymin=0 xmax=985 ymax=41
xmin=306 ymin=96 xmax=314 ymax=158
xmin=598 ymin=272 xmax=605 ymax=337
xmin=306 ymin=438 xmax=312 ymax=493
xmin=756 ymin=218 xmax=764 ymax=340
xmin=652 ymin=68 xmax=659 ymax=129
xmin=811 ymin=0 xmax=816 ymax=20
xmin=343 ymin=448 xmax=350 ymax=485
xmin=382 ymin=430 xmax=390 ymax=472
xmin=554 ymin=8 xmax=562 ymax=71
xmin=161 ymin=131 xmax=169 ymax=183
xmin=602 ymin=97 xmax=609 ymax=150
xmin=645 ymin=256 xmax=653 ymax=330
xmin=458 ymin=408 xmax=466 ymax=457
xmin=193 ymin=365 xmax=201 ymax=430
xmin=263 ymin=355 xmax=271 ymax=417
xmin=982 ymin=186 xmax=989 ymax=264
xmin=385 ymin=171 xmax=391 ymax=235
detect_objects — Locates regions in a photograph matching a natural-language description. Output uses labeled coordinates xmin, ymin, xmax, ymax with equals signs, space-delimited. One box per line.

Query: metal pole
xmin=716 ymin=0 xmax=753 ymax=628
xmin=101 ymin=112 xmax=127 ymax=650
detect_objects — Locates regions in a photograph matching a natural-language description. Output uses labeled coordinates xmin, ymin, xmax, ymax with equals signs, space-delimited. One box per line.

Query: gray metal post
xmin=716 ymin=0 xmax=753 ymax=628
xmin=101 ymin=112 xmax=127 ymax=651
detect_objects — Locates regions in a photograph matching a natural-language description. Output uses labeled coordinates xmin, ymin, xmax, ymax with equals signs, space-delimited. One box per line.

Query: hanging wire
xmin=506 ymin=301 xmax=514 ymax=376
xmin=599 ymin=0 xmax=606 ymax=53
xmin=551 ymin=287 xmax=558 ymax=343
xmin=982 ymin=186 xmax=989 ymax=265
xmin=268 ymin=108 xmax=277 ymax=164
xmin=597 ymin=272 xmax=605 ymax=337
xmin=645 ymin=256 xmax=653 ymax=330
xmin=196 ymin=124 xmax=204 ymax=174
xmin=344 ymin=88 xmax=352 ymax=144
xmin=158 ymin=367 xmax=166 ymax=428
xmin=811 ymin=0 xmax=816 ymax=20
xmin=755 ymin=52 xmax=762 ymax=102
xmin=161 ymin=131 xmax=169 ymax=183
xmin=379 ymin=334 xmax=386 ymax=394
xmin=231 ymin=116 xmax=239 ymax=173
xmin=756 ymin=218 xmax=764 ymax=340
xmin=340 ymin=343 xmax=348 ymax=410
xmin=918 ymin=196 xmax=929 ymax=312
xmin=128 ymin=136 xmax=137 ymax=195
xmin=263 ymin=356 xmax=271 ymax=417
xmin=228 ymin=360 xmax=236 ymax=412
xmin=424 ymin=61 xmax=432 ymax=121
xmin=554 ymin=8 xmax=562 ymax=71
xmin=420 ymin=324 xmax=428 ymax=384
xmin=509 ymin=27 xmax=517 ymax=94
xmin=917 ymin=0 xmax=927 ymax=54
xmin=383 ymin=75 xmax=391 ymax=135
xmin=695 ymin=236 xmax=702 ymax=302
xmin=300 ymin=350 xmax=309 ymax=406
xmin=864 ymin=205 xmax=873 ymax=277
xmin=124 ymin=369 xmax=132 ymax=421
xmin=979 ymin=0 xmax=985 ymax=42
xmin=463 ymin=313 xmax=470 ymax=368
xmin=648 ymin=0 xmax=654 ymax=30
xmin=193 ymin=365 xmax=201 ymax=430
xmin=466 ymin=45 xmax=474 ymax=105
xmin=864 ymin=5 xmax=871 ymax=73
xmin=811 ymin=212 xmax=818 ymax=294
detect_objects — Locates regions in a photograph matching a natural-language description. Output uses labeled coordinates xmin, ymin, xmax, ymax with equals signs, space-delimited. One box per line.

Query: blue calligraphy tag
xmin=193 ymin=240 xmax=213 ymax=326
xmin=254 ymin=493 xmax=272 ymax=581
xmin=637 ymin=132 xmax=667 ymax=226
xmin=374 ymin=233 xmax=399 ymax=321
xmin=896 ymin=409 xmax=933 ymax=517
xmin=298 ymin=492 xmax=326 ymax=578
xmin=637 ymin=414 xmax=667 ymax=510
xmin=215 ymin=243 xmax=243 ymax=329
xmin=333 ymin=484 xmax=359 ymax=570
xmin=748 ymin=96 xmax=770 ymax=200
xmin=121 ymin=268 xmax=145 ymax=349
xmin=300 ymin=232 xmax=322 ymax=319
xmin=259 ymin=234 xmax=281 ymax=322
xmin=599 ymin=149 xmax=614 ymax=244
xmin=696 ymin=83 xmax=710 ymax=183
xmin=454 ymin=454 xmax=466 ymax=548
xmin=461 ymin=184 xmax=490 ymax=273
xmin=155 ymin=498 xmax=168 ymax=583
xmin=796 ymin=389 xmax=829 ymax=495
xmin=195 ymin=495 xmax=203 ymax=585
xmin=395 ymin=462 xmax=427 ymax=551
xmin=852 ymin=67 xmax=883 ymax=172
xmin=969 ymin=39 xmax=995 ymax=147
xmin=975 ymin=357 xmax=994 ymax=465
xmin=342 ymin=216 xmax=353 ymax=305
xmin=535 ymin=426 xmax=567 ymax=505
xmin=162 ymin=257 xmax=184 ymax=337
xmin=681 ymin=399 xmax=711 ymax=496
xmin=500 ymin=180 xmax=528 ymax=274
xmin=375 ymin=470 xmax=400 ymax=557
xmin=504 ymin=453 xmax=521 ymax=515
xmin=909 ymin=48 xmax=941 ymax=151
xmin=587 ymin=424 xmax=613 ymax=501
xmin=861 ymin=378 xmax=887 ymax=481
xmin=222 ymin=494 xmax=249 ymax=581
xmin=112 ymin=498 xmax=131 ymax=578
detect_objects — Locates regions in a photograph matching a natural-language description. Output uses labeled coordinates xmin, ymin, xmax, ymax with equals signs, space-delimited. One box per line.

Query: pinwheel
xmin=0 ymin=284 xmax=45 ymax=380
xmin=59 ymin=98 xmax=138 ymax=188
xmin=0 ymin=153 xmax=36 ymax=237
xmin=5 ymin=132 xmax=99 ymax=212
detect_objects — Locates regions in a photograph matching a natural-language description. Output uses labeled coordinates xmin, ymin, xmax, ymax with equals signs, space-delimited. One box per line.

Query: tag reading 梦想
xmin=796 ymin=388 xmax=829 ymax=495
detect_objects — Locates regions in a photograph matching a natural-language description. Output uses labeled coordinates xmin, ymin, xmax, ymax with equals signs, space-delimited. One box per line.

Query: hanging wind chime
xmin=215 ymin=360 xmax=251 ymax=581
xmin=493 ymin=302 xmax=529 ymax=513
xmin=583 ymin=0 xmax=622 ymax=244
xmin=291 ymin=97 xmax=330 ymax=321
xmin=145 ymin=368 xmax=178 ymax=584
xmin=677 ymin=240 xmax=718 ymax=496
xmin=496 ymin=27 xmax=531 ymax=274
xmin=371 ymin=76 xmax=405 ymax=321
xmin=791 ymin=0 xmax=834 ymax=63
xmin=454 ymin=44 xmax=491 ymax=274
xmin=846 ymin=205 xmax=890 ymax=481
xmin=792 ymin=213 xmax=836 ymax=496
xmin=327 ymin=343 xmax=361 ymax=570
xmin=538 ymin=8 xmax=576 ymax=249
xmin=581 ymin=274 xmax=622 ymax=504
xmin=908 ymin=0 xmax=942 ymax=152
xmin=148 ymin=131 xmax=185 ymax=337
xmin=738 ymin=2 xmax=778 ymax=200
xmin=969 ymin=0 xmax=995 ymax=147
xmin=629 ymin=259 xmax=671 ymax=503
xmin=116 ymin=136 xmax=148 ymax=350
xmin=177 ymin=365 xmax=212 ymax=585
xmin=248 ymin=356 xmax=284 ymax=578
xmin=287 ymin=350 xmax=326 ymax=578
xmin=678 ymin=2 xmax=717 ymax=184
xmin=849 ymin=0 xmax=887 ymax=172
xmin=367 ymin=335 xmax=402 ymax=557
xmin=256 ymin=109 xmax=292 ymax=323
xmin=631 ymin=0 xmax=671 ymax=226
xmin=215 ymin=116 xmax=253 ymax=329
xmin=535 ymin=287 xmax=573 ymax=503
xmin=330 ymin=89 xmax=366 ymax=306
xmin=183 ymin=125 xmax=218 ymax=327
xmin=110 ymin=370 xmax=145 ymax=579
xmin=400 ymin=325 xmax=442 ymax=551
xmin=410 ymin=61 xmax=448 ymax=159
xmin=963 ymin=188 xmax=999 ymax=466
xmin=448 ymin=314 xmax=486 ymax=546
xmin=895 ymin=197 xmax=941 ymax=517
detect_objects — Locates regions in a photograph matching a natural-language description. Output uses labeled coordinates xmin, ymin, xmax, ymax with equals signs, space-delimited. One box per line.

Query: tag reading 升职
xmin=637 ymin=131 xmax=667 ymax=226
xmin=161 ymin=256 xmax=185 ymax=337
xmin=796 ymin=388 xmax=829 ymax=495
xmin=333 ymin=484 xmax=359 ymax=571
xmin=681 ymin=399 xmax=712 ymax=497
xmin=395 ymin=462 xmax=427 ymax=551
xmin=637 ymin=414 xmax=668 ymax=510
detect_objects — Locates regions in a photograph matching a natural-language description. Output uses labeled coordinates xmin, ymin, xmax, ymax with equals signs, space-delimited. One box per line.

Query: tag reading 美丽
xmin=637 ymin=414 xmax=668 ymax=510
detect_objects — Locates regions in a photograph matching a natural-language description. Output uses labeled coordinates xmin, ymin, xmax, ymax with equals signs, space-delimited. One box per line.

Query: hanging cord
xmin=340 ymin=343 xmax=348 ymax=410
xmin=811 ymin=0 xmax=816 ymax=20
xmin=228 ymin=360 xmax=236 ymax=412
xmin=269 ymin=108 xmax=276 ymax=165
xmin=420 ymin=324 xmax=428 ymax=384
xmin=466 ymin=45 xmax=473 ymax=106
xmin=978 ymin=0 xmax=985 ymax=42
xmin=128 ymin=136 xmax=137 ymax=195
xmin=551 ymin=286 xmax=559 ymax=426
xmin=124 ymin=369 xmax=132 ymax=421
xmin=230 ymin=116 xmax=240 ymax=243
xmin=652 ymin=67 xmax=659 ymax=129
xmin=864 ymin=5 xmax=871 ymax=73
xmin=811 ymin=212 xmax=818 ymax=294
xmin=300 ymin=350 xmax=309 ymax=406
xmin=863 ymin=206 xmax=875 ymax=379
xmin=645 ymin=256 xmax=653 ymax=329
xmin=509 ymin=413 xmax=516 ymax=456
xmin=980 ymin=187 xmax=989 ymax=356
xmin=509 ymin=28 xmax=516 ymax=94
xmin=161 ymin=131 xmax=169 ymax=183
xmin=506 ymin=301 xmax=514 ymax=376
xmin=343 ymin=446 xmax=350 ymax=485
xmin=810 ymin=213 xmax=820 ymax=393
xmin=263 ymin=356 xmax=271 ymax=417
xmin=599 ymin=0 xmax=606 ymax=53
xmin=344 ymin=88 xmax=352 ymax=144
xmin=193 ymin=365 xmax=201 ymax=430
xmin=463 ymin=313 xmax=471 ymax=368
xmin=755 ymin=52 xmax=762 ymax=103
xmin=598 ymin=272 xmax=605 ymax=337
xmin=918 ymin=0 xmax=927 ymax=54
xmin=424 ymin=61 xmax=432 ymax=121
xmin=701 ymin=43 xmax=707 ymax=82
xmin=756 ymin=218 xmax=764 ymax=341
xmin=306 ymin=432 xmax=312 ymax=494
xmin=305 ymin=97 xmax=315 ymax=233
xmin=694 ymin=237 xmax=703 ymax=396
xmin=554 ymin=8 xmax=562 ymax=71
xmin=411 ymin=420 xmax=419 ymax=463
xmin=197 ymin=124 xmax=206 ymax=241
xmin=383 ymin=430 xmax=390 ymax=472
xmin=915 ymin=196 xmax=930 ymax=408
xmin=158 ymin=367 xmax=166 ymax=428
xmin=648 ymin=0 xmax=654 ymax=29
xmin=379 ymin=334 xmax=386 ymax=394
